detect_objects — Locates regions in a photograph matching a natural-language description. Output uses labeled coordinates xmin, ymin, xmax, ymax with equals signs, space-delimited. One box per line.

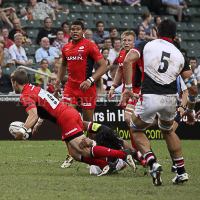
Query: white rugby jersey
xmin=131 ymin=38 xmax=190 ymax=94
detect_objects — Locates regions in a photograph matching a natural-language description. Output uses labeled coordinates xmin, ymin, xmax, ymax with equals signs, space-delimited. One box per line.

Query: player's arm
xmin=108 ymin=67 xmax=122 ymax=100
xmin=54 ymin=59 xmax=67 ymax=98
xmin=181 ymin=70 xmax=198 ymax=125
xmin=14 ymin=108 xmax=38 ymax=140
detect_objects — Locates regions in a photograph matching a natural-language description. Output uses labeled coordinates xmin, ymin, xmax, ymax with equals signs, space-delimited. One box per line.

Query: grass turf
xmin=0 ymin=140 xmax=199 ymax=200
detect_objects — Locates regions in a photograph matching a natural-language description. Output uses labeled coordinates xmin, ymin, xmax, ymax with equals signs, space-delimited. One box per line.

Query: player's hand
xmin=79 ymin=137 xmax=93 ymax=149
xmin=195 ymin=110 xmax=200 ymax=119
xmin=13 ymin=131 xmax=26 ymax=140
xmin=54 ymin=83 xmax=61 ymax=99
xmin=119 ymin=89 xmax=134 ymax=107
xmin=32 ymin=122 xmax=42 ymax=135
xmin=182 ymin=111 xmax=195 ymax=125
xmin=178 ymin=107 xmax=185 ymax=118
xmin=79 ymin=80 xmax=91 ymax=91
xmin=108 ymin=89 xmax=115 ymax=100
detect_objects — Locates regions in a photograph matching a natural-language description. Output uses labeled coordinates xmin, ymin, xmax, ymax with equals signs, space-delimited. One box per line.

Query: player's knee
xmin=158 ymin=120 xmax=173 ymax=133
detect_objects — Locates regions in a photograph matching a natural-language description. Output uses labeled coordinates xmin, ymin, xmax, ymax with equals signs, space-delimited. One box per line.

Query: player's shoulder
xmin=119 ymin=49 xmax=126 ymax=57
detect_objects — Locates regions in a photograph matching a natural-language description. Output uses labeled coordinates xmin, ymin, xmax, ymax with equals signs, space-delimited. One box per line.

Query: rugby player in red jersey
xmin=108 ymin=31 xmax=146 ymax=166
xmin=11 ymin=69 xmax=136 ymax=176
xmin=54 ymin=20 xmax=107 ymax=167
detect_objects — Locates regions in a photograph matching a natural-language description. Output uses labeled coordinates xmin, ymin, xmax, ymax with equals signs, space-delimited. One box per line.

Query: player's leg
xmin=159 ymin=118 xmax=189 ymax=184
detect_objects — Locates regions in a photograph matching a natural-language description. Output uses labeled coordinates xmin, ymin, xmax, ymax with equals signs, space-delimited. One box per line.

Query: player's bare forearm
xmin=123 ymin=51 xmax=139 ymax=85
xmin=92 ymin=58 xmax=107 ymax=81
xmin=57 ymin=59 xmax=67 ymax=83
xmin=113 ymin=68 xmax=122 ymax=86
xmin=24 ymin=108 xmax=38 ymax=130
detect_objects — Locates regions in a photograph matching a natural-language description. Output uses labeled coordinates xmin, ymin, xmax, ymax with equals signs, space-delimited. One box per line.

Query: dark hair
xmin=158 ymin=19 xmax=176 ymax=40
xmin=0 ymin=0 xmax=4 ymax=8
xmin=1 ymin=27 xmax=8 ymax=32
xmin=109 ymin=26 xmax=118 ymax=33
xmin=113 ymin=38 xmax=121 ymax=43
xmin=96 ymin=21 xmax=104 ymax=27
xmin=189 ymin=57 xmax=197 ymax=62
xmin=11 ymin=69 xmax=29 ymax=85
xmin=173 ymin=40 xmax=181 ymax=50
xmin=44 ymin=17 xmax=51 ymax=23
xmin=180 ymin=48 xmax=187 ymax=57
xmin=96 ymin=128 xmax=123 ymax=150
xmin=61 ymin=21 xmax=70 ymax=28
xmin=110 ymin=65 xmax=117 ymax=73
xmin=76 ymin=18 xmax=84 ymax=22
xmin=141 ymin=12 xmax=151 ymax=21
xmin=104 ymin=37 xmax=111 ymax=42
xmin=101 ymin=48 xmax=109 ymax=54
xmin=56 ymin=29 xmax=63 ymax=35
xmin=41 ymin=59 xmax=48 ymax=65
xmin=5 ymin=4 xmax=12 ymax=8
xmin=154 ymin=16 xmax=161 ymax=24
xmin=70 ymin=20 xmax=84 ymax=30
xmin=0 ymin=41 xmax=5 ymax=48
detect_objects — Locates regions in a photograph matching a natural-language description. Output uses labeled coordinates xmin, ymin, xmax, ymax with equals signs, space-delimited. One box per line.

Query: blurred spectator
xmin=35 ymin=58 xmax=51 ymax=87
xmin=52 ymin=29 xmax=65 ymax=54
xmin=1 ymin=27 xmax=13 ymax=49
xmin=20 ymin=0 xmax=56 ymax=20
xmin=51 ymin=62 xmax=60 ymax=77
xmin=103 ymin=37 xmax=112 ymax=51
xmin=152 ymin=16 xmax=161 ymax=38
xmin=36 ymin=17 xmax=56 ymax=45
xmin=62 ymin=21 xmax=70 ymax=44
xmin=0 ymin=66 xmax=13 ymax=93
xmin=9 ymin=33 xmax=32 ymax=66
xmin=92 ymin=21 xmax=110 ymax=48
xmin=22 ymin=5 xmax=34 ymax=20
xmin=47 ymin=0 xmax=69 ymax=14
xmin=138 ymin=12 xmax=156 ymax=41
xmin=0 ymin=3 xmax=18 ymax=29
xmin=124 ymin=0 xmax=141 ymax=6
xmin=135 ymin=30 xmax=146 ymax=45
xmin=180 ymin=48 xmax=187 ymax=57
xmin=0 ymin=41 xmax=10 ymax=66
xmin=102 ymin=64 xmax=117 ymax=94
xmin=162 ymin=0 xmax=187 ymax=22
xmin=47 ymin=73 xmax=57 ymax=93
xmin=109 ymin=27 xmax=118 ymax=47
xmin=189 ymin=58 xmax=200 ymax=85
xmin=8 ymin=18 xmax=29 ymax=44
xmin=80 ymin=0 xmax=101 ymax=5
xmin=102 ymin=48 xmax=112 ymax=68
xmin=84 ymin=29 xmax=93 ymax=41
xmin=108 ymin=38 xmax=121 ymax=63
xmin=101 ymin=0 xmax=122 ymax=5
xmin=35 ymin=37 xmax=59 ymax=64
xmin=174 ymin=33 xmax=182 ymax=43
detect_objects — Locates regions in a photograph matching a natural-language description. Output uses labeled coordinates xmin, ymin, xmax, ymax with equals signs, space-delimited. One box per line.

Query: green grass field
xmin=0 ymin=140 xmax=200 ymax=200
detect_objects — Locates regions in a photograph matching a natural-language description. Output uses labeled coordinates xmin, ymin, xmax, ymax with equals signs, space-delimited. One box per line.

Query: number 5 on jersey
xmin=158 ymin=51 xmax=171 ymax=73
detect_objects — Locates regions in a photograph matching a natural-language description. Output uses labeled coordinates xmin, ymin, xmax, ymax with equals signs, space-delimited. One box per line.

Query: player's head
xmin=121 ymin=30 xmax=136 ymax=51
xmin=96 ymin=128 xmax=123 ymax=150
xmin=11 ymin=69 xmax=29 ymax=94
xmin=157 ymin=19 xmax=176 ymax=40
xmin=70 ymin=20 xmax=84 ymax=42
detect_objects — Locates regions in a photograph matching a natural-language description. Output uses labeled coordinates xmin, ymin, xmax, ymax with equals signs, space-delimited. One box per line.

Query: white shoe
xmin=149 ymin=162 xmax=162 ymax=186
xmin=123 ymin=149 xmax=137 ymax=172
xmin=97 ymin=162 xmax=117 ymax=177
xmin=172 ymin=173 xmax=189 ymax=184
xmin=61 ymin=155 xmax=73 ymax=168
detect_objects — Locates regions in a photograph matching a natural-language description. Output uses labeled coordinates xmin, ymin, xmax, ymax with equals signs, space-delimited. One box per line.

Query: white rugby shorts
xmin=134 ymin=94 xmax=178 ymax=123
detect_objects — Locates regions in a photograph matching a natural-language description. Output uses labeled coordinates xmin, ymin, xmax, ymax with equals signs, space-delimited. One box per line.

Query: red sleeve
xmin=137 ymin=58 xmax=143 ymax=68
xmin=47 ymin=85 xmax=55 ymax=93
xmin=20 ymin=95 xmax=36 ymax=112
xmin=89 ymin=42 xmax=103 ymax=62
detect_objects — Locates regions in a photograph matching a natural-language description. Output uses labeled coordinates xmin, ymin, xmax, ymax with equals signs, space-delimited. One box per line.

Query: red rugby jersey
xmin=20 ymin=84 xmax=67 ymax=123
xmin=118 ymin=49 xmax=142 ymax=93
xmin=62 ymin=38 xmax=103 ymax=84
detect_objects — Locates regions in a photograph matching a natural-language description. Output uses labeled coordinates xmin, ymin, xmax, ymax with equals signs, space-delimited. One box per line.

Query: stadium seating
xmin=24 ymin=46 xmax=36 ymax=56
xmin=2 ymin=66 xmax=16 ymax=75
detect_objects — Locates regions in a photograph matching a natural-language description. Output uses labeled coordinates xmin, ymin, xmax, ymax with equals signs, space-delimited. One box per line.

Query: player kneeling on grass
xmin=11 ymin=69 xmax=136 ymax=176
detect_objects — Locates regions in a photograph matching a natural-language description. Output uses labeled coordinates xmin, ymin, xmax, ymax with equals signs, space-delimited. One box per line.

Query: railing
xmin=17 ymin=65 xmax=49 ymax=90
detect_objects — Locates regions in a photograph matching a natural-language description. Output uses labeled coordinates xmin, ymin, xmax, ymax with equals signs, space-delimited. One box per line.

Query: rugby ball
xmin=9 ymin=121 xmax=32 ymax=139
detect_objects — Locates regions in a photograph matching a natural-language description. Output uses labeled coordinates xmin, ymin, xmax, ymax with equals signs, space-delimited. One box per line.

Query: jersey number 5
xmin=158 ymin=51 xmax=171 ymax=73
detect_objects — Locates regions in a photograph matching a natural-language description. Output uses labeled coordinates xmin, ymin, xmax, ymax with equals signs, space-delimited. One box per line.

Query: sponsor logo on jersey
xmin=66 ymin=56 xmax=83 ymax=60
xmin=65 ymin=128 xmax=78 ymax=136
xmin=119 ymin=63 xmax=123 ymax=66
xmin=78 ymin=46 xmax=85 ymax=51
